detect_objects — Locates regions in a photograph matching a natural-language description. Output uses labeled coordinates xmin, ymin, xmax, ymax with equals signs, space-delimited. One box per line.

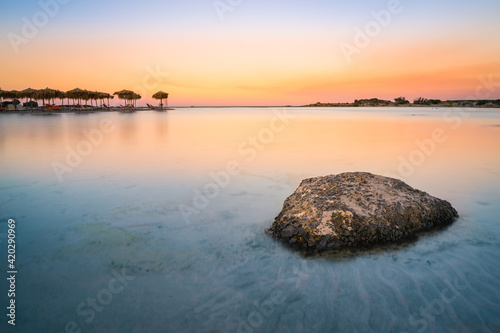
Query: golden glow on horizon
xmin=2 ymin=19 xmax=500 ymax=106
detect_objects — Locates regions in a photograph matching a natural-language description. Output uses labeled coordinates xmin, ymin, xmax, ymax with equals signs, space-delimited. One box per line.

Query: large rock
xmin=267 ymin=172 xmax=458 ymax=252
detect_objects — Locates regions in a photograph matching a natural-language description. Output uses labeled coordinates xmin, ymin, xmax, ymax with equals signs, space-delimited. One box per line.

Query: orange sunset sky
xmin=1 ymin=0 xmax=500 ymax=106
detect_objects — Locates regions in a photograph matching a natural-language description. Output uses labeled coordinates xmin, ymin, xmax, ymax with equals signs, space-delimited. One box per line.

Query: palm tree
xmin=152 ymin=91 xmax=169 ymax=110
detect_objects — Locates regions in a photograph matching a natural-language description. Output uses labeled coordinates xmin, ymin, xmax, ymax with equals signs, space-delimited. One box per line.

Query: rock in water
xmin=267 ymin=172 xmax=458 ymax=252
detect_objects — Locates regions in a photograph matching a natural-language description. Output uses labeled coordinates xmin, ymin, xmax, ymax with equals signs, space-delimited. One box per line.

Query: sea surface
xmin=1 ymin=107 xmax=499 ymax=332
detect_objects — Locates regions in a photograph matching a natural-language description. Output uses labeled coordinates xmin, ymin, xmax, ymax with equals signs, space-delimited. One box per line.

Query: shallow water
xmin=1 ymin=107 xmax=499 ymax=332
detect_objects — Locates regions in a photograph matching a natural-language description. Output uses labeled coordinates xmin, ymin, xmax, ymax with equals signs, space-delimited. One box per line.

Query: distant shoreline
xmin=302 ymin=99 xmax=500 ymax=108
xmin=1 ymin=104 xmax=500 ymax=115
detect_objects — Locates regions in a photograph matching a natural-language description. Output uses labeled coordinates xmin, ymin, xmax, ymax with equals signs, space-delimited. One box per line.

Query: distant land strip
xmin=303 ymin=97 xmax=500 ymax=108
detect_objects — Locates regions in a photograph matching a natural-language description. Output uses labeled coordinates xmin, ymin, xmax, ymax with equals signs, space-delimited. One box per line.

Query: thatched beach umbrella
xmin=0 ymin=89 xmax=15 ymax=106
xmin=4 ymin=90 xmax=19 ymax=100
xmin=113 ymin=89 xmax=133 ymax=106
xmin=82 ymin=90 xmax=92 ymax=107
xmin=0 ymin=88 xmax=6 ymax=104
xmin=37 ymin=87 xmax=57 ymax=106
xmin=98 ymin=92 xmax=113 ymax=107
xmin=99 ymin=92 xmax=106 ymax=106
xmin=91 ymin=91 xmax=100 ymax=106
xmin=132 ymin=92 xmax=141 ymax=107
xmin=114 ymin=89 xmax=140 ymax=107
xmin=91 ymin=91 xmax=104 ymax=107
xmin=54 ymin=90 xmax=66 ymax=106
xmin=20 ymin=88 xmax=38 ymax=104
xmin=88 ymin=90 xmax=99 ymax=107
xmin=87 ymin=91 xmax=101 ymax=107
xmin=152 ymin=91 xmax=169 ymax=110
xmin=2 ymin=90 xmax=21 ymax=107
xmin=66 ymin=88 xmax=86 ymax=106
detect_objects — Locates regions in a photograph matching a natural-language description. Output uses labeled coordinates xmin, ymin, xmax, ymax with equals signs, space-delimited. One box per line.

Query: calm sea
xmin=1 ymin=107 xmax=499 ymax=332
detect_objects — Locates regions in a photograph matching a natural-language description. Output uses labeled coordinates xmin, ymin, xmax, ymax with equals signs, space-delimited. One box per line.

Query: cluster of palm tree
xmin=0 ymin=87 xmax=169 ymax=108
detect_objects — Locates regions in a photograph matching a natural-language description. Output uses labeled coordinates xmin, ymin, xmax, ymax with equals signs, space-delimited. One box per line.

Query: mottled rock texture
xmin=267 ymin=172 xmax=458 ymax=252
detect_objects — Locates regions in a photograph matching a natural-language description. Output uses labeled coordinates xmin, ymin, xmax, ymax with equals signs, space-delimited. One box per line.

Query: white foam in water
xmin=1 ymin=108 xmax=500 ymax=332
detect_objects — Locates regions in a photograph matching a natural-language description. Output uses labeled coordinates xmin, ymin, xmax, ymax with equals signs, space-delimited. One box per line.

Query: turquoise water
xmin=0 ymin=108 xmax=499 ymax=332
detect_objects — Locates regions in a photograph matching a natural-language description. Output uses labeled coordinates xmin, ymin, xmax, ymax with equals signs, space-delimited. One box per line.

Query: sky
xmin=1 ymin=0 xmax=500 ymax=106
